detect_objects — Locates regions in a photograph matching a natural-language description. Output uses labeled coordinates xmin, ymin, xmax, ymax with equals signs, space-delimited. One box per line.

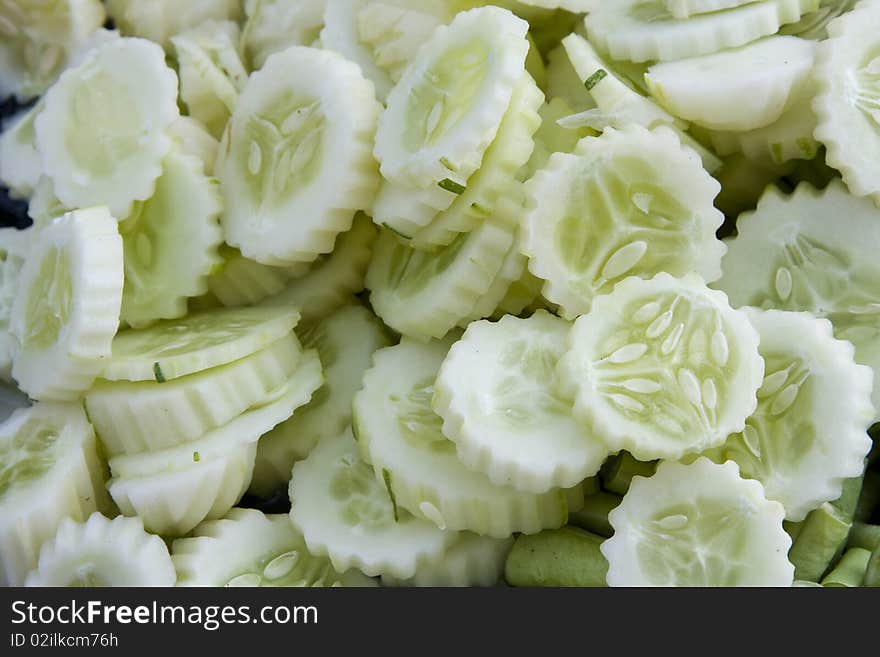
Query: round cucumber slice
xmin=171 ymin=20 xmax=248 ymax=139
xmin=602 ymin=458 xmax=793 ymax=586
xmin=381 ymin=532 xmax=514 ymax=587
xmin=0 ymin=0 xmax=106 ymax=101
xmin=521 ymin=125 xmax=725 ymax=320
xmin=812 ymin=0 xmax=880 ymax=206
xmin=10 ymin=207 xmax=123 ymax=401
xmin=584 ymin=0 xmax=820 ymax=63
xmin=289 ymin=427 xmax=455 ymax=579
xmin=220 ymin=46 xmax=381 ymax=266
xmin=108 ymin=350 xmax=322 ymax=479
xmin=106 ymin=0 xmax=242 ymax=51
xmin=0 ymin=403 xmax=111 ymax=586
xmin=25 ymin=513 xmax=175 ymax=587
xmin=701 ymin=309 xmax=874 ymax=521
xmin=86 ymin=334 xmax=304 ymax=456
xmin=322 ymin=0 xmax=455 ymax=102
xmin=409 ymin=74 xmax=543 ymax=251
xmin=645 ymin=36 xmax=816 ymax=132
xmin=173 ymin=508 xmax=376 ymax=586
xmin=366 ymin=206 xmax=517 ymax=342
xmin=558 ymin=273 xmax=765 ymax=462
xmin=102 ymin=305 xmax=300 ymax=383
xmin=241 ymin=0 xmax=326 ymax=71
xmin=34 ymin=36 xmax=180 ymax=220
xmin=714 ymin=180 xmax=880 ymax=420
xmin=119 ymin=148 xmax=224 ymax=329
xmin=109 ymin=442 xmax=258 ymax=537
xmin=250 ymin=304 xmax=393 ymax=498
xmin=434 ymin=311 xmax=609 ymax=493
xmin=374 ymin=5 xmax=530 ymax=187
xmin=260 ymin=213 xmax=377 ymax=323
xmin=0 ymin=102 xmax=44 ymax=200
xmin=354 ymin=338 xmax=584 ymax=537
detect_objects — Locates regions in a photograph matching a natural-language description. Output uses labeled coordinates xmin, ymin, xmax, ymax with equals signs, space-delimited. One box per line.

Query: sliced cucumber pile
xmin=2 ymin=0 xmax=878 ymax=590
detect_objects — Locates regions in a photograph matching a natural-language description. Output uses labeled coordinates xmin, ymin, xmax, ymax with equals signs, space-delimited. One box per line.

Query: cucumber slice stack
xmin=84 ymin=306 xmax=323 ymax=536
xmin=0 ymin=403 xmax=111 ymax=586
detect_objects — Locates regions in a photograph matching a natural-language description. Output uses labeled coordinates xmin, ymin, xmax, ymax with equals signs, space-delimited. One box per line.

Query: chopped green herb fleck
xmin=439 ymin=178 xmax=466 ymax=195
xmin=382 ymin=469 xmax=399 ymax=523
xmin=584 ymin=69 xmax=608 ymax=91
xmin=193 ymin=451 xmax=200 ymax=462
xmin=153 ymin=362 xmax=166 ymax=383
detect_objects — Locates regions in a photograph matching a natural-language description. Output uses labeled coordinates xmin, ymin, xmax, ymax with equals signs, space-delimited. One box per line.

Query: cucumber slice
xmin=289 ymin=427 xmax=455 ymax=579
xmin=558 ymin=273 xmax=765 ymax=462
xmin=701 ymin=309 xmax=874 ymax=521
xmin=645 ymin=36 xmax=816 ymax=132
xmin=354 ymin=338 xmax=584 ymax=537
xmin=322 ymin=0 xmax=455 ymax=102
xmin=0 ymin=227 xmax=32 ymax=380
xmin=0 ymin=403 xmax=110 ymax=586
xmin=561 ymin=34 xmax=680 ymax=132
xmin=708 ymin=80 xmax=820 ymax=165
xmin=367 ymin=205 xmax=517 ymax=341
xmin=109 ymin=442 xmax=258 ymax=537
xmin=207 ymin=246 xmax=309 ymax=308
xmin=371 ymin=179 xmax=456 ymax=240
xmin=0 ymin=102 xmax=43 ymax=200
xmin=108 ymin=351 xmax=322 ymax=479
xmin=219 ymin=46 xmax=381 ymax=266
xmin=172 ymin=20 xmax=248 ymax=139
xmin=382 ymin=532 xmax=514 ymax=587
xmin=106 ymin=0 xmax=242 ymax=51
xmin=664 ymin=0 xmax=762 ymax=19
xmin=356 ymin=0 xmax=452 ymax=84
xmin=459 ymin=207 xmax=530 ymax=326
xmin=521 ymin=125 xmax=725 ymax=320
xmin=241 ymin=0 xmax=326 ymax=71
xmin=85 ymin=334 xmax=304 ymax=457
xmin=409 ymin=74 xmax=543 ymax=251
xmin=434 ymin=311 xmax=609 ymax=493
xmin=813 ymin=0 xmax=880 ymax=206
xmin=545 ymin=44 xmax=596 ymax=113
xmin=714 ymin=180 xmax=880 ymax=420
xmin=10 ymin=207 xmax=123 ymax=401
xmin=0 ymin=0 xmax=106 ymax=101
xmin=558 ymin=34 xmax=724 ymax=174
xmin=119 ymin=149 xmax=224 ymax=329
xmin=24 ymin=513 xmax=175 ymax=587
xmin=34 ymin=37 xmax=180 ymax=220
xmin=168 ymin=116 xmax=220 ymax=177
xmin=374 ymin=5 xmax=530 ymax=188
xmin=601 ymin=458 xmax=794 ymax=586
xmin=261 ymin=213 xmax=377 ymax=323
xmin=780 ymin=0 xmax=858 ymax=39
xmin=584 ymin=0 xmax=819 ymax=63
xmin=173 ymin=508 xmax=376 ymax=586
xmin=250 ymin=304 xmax=393 ymax=498
xmin=102 ymin=305 xmax=300 ymax=383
